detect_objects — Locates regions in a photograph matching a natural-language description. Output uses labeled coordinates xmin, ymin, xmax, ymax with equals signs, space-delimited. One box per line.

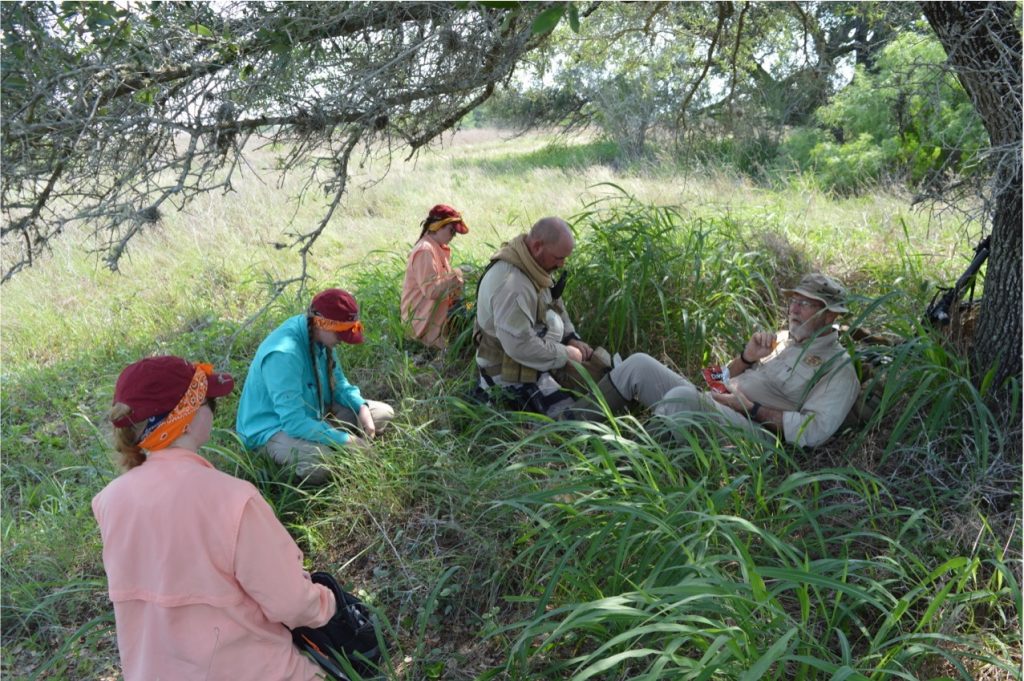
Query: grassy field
xmin=1 ymin=128 xmax=1019 ymax=680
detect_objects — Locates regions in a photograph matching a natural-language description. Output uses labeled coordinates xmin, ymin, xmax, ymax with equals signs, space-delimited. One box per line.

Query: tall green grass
xmin=1 ymin=132 xmax=1018 ymax=680
xmin=568 ymin=185 xmax=778 ymax=366
xmin=488 ymin=417 xmax=1019 ymax=679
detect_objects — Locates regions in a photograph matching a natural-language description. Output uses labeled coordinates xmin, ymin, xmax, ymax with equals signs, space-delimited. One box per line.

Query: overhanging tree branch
xmin=1 ymin=1 xmax=559 ymax=283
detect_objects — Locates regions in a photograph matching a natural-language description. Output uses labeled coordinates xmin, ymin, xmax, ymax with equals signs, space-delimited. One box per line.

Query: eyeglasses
xmin=788 ymin=298 xmax=823 ymax=310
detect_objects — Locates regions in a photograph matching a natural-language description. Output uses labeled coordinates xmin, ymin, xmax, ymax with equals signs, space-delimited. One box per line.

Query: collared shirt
xmin=236 ymin=314 xmax=366 ymax=449
xmin=92 ymin=449 xmax=334 ymax=680
xmin=400 ymin=237 xmax=462 ymax=348
xmin=733 ymin=329 xmax=860 ymax=447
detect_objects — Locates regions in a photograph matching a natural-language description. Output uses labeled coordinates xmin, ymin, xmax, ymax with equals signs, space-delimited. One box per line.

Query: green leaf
xmin=3 ymin=74 xmax=29 ymax=92
xmin=531 ymin=6 xmax=565 ymax=35
xmin=133 ymin=88 xmax=155 ymax=106
xmin=567 ymin=3 xmax=580 ymax=32
xmin=188 ymin=23 xmax=213 ymax=38
xmin=979 ymin=363 xmax=998 ymax=396
xmin=739 ymin=627 xmax=797 ymax=681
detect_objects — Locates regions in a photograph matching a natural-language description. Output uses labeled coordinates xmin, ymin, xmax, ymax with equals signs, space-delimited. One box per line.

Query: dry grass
xmin=4 ymin=128 xmax=965 ymax=370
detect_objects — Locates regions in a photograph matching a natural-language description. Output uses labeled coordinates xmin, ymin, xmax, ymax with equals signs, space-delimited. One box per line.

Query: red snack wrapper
xmin=702 ymin=365 xmax=730 ymax=394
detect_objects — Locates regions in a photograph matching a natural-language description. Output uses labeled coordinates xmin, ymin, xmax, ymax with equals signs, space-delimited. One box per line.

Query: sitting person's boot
xmin=566 ymin=374 xmax=629 ymax=422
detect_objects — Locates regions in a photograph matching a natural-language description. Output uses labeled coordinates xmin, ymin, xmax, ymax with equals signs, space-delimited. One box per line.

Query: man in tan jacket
xmin=474 ymin=217 xmax=596 ymax=418
xmin=585 ymin=273 xmax=860 ymax=447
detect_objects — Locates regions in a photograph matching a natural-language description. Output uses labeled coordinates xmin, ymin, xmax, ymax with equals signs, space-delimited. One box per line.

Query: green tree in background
xmin=485 ymin=2 xmax=917 ymax=161
xmin=782 ymin=32 xmax=989 ymax=193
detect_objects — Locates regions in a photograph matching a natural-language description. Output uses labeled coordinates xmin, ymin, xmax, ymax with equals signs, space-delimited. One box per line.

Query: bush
xmin=781 ymin=33 xmax=988 ymax=194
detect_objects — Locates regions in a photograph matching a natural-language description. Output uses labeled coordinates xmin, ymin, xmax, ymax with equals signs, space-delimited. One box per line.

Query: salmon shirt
xmin=400 ymin=237 xmax=463 ymax=348
xmin=92 ymin=449 xmax=334 ymax=680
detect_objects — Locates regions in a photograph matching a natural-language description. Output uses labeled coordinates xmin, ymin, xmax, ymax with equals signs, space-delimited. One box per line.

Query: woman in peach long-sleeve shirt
xmin=92 ymin=356 xmax=336 ymax=681
xmin=400 ymin=204 xmax=469 ymax=349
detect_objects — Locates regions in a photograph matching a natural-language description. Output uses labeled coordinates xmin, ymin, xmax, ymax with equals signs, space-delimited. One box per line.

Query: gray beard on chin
xmin=789 ymin=319 xmax=811 ymax=342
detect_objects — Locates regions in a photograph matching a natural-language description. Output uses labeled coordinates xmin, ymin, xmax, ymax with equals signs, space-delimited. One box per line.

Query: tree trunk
xmin=920 ymin=2 xmax=1022 ymax=391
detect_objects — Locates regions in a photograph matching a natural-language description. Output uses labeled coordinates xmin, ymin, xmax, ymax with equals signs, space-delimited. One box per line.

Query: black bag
xmin=291 ymin=572 xmax=383 ymax=680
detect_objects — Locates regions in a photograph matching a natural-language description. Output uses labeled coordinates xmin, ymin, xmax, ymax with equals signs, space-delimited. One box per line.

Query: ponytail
xmin=307 ymin=315 xmax=338 ymax=418
xmin=307 ymin=316 xmax=324 ymax=417
xmin=109 ymin=403 xmax=146 ymax=471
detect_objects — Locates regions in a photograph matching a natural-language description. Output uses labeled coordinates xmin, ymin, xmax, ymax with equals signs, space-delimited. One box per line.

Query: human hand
xmin=743 ymin=332 xmax=778 ymax=363
xmin=710 ymin=386 xmax=754 ymax=414
xmin=565 ymin=345 xmax=584 ymax=363
xmin=357 ymin=404 xmax=376 ymax=439
xmin=346 ymin=434 xmax=372 ymax=451
xmin=567 ymin=338 xmax=593 ymax=361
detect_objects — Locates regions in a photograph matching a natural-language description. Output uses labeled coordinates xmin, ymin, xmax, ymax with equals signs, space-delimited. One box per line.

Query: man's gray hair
xmin=528 ymin=217 xmax=572 ymax=245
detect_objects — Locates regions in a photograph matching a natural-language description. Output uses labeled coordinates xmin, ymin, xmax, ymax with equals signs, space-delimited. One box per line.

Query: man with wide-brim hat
xmin=781 ymin=272 xmax=849 ymax=313
xmin=576 ymin=273 xmax=860 ymax=448
xmin=236 ymin=288 xmax=395 ymax=484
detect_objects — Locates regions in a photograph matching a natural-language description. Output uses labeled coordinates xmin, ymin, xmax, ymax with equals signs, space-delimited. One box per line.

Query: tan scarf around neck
xmin=491 ymin=234 xmax=552 ymax=291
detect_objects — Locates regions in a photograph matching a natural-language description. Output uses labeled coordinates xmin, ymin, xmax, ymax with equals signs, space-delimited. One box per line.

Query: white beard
xmin=789 ymin=318 xmax=811 ymax=342
xmin=790 ymin=315 xmax=833 ymax=342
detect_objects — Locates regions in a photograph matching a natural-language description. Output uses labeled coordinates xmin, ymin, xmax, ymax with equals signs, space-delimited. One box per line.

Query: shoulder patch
xmin=803 ymin=355 xmax=823 ymax=367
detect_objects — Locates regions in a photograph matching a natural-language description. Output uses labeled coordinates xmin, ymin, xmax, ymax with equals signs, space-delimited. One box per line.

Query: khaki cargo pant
xmin=265 ymin=400 xmax=394 ymax=485
xmin=608 ymin=353 xmax=759 ymax=434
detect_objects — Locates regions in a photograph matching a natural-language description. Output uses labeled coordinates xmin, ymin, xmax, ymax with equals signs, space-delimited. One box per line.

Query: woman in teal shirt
xmin=236 ymin=289 xmax=394 ymax=484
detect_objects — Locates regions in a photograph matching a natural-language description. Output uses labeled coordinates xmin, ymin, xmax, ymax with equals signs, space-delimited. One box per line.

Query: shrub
xmin=782 ymin=33 xmax=988 ymax=194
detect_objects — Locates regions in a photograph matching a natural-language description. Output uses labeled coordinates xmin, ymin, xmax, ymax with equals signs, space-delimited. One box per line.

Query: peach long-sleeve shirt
xmin=92 ymin=448 xmax=335 ymax=680
xmin=400 ymin=237 xmax=463 ymax=349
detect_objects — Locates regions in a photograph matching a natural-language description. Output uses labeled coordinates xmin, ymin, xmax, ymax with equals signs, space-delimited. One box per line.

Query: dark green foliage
xmin=780 ymin=33 xmax=988 ymax=194
xmin=567 ymin=187 xmax=780 ymax=368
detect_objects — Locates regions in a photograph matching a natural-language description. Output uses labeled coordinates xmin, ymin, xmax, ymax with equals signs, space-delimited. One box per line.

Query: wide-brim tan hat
xmin=781 ymin=273 xmax=848 ymax=313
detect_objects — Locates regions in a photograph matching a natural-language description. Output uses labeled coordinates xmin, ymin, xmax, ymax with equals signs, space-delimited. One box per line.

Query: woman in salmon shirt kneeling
xmin=400 ymin=203 xmax=469 ymax=350
xmin=92 ymin=356 xmax=336 ymax=680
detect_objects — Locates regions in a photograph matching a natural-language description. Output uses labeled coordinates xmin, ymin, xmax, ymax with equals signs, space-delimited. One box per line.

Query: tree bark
xmin=920 ymin=1 xmax=1022 ymax=391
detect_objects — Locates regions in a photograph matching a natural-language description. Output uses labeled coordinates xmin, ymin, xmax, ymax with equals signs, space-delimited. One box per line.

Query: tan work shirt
xmin=475 ymin=260 xmax=576 ymax=380
xmin=733 ymin=329 xmax=860 ymax=447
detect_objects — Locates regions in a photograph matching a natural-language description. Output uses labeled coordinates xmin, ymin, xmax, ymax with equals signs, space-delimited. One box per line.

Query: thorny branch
xmin=1 ymin=1 xmax=559 ymax=284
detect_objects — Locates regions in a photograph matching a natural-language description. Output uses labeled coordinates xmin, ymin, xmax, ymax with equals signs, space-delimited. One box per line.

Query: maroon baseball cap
xmin=111 ymin=356 xmax=234 ymax=428
xmin=309 ymin=288 xmax=364 ymax=344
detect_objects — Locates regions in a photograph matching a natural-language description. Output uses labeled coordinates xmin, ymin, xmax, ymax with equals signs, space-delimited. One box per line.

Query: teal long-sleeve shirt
xmin=235 ymin=314 xmax=366 ymax=449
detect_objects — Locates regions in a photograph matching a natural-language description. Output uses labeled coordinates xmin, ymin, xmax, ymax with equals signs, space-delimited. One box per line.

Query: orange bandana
xmin=427 ymin=216 xmax=462 ymax=232
xmin=138 ymin=364 xmax=212 ymax=451
xmin=311 ymin=315 xmax=364 ymax=335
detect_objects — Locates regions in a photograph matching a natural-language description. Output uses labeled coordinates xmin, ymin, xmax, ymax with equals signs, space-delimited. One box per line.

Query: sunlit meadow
xmin=2 ymin=129 xmax=1018 ymax=680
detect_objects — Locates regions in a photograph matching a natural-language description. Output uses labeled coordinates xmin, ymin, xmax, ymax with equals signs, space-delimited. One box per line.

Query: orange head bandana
xmin=137 ymin=364 xmax=213 ymax=451
xmin=310 ymin=315 xmax=364 ymax=335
